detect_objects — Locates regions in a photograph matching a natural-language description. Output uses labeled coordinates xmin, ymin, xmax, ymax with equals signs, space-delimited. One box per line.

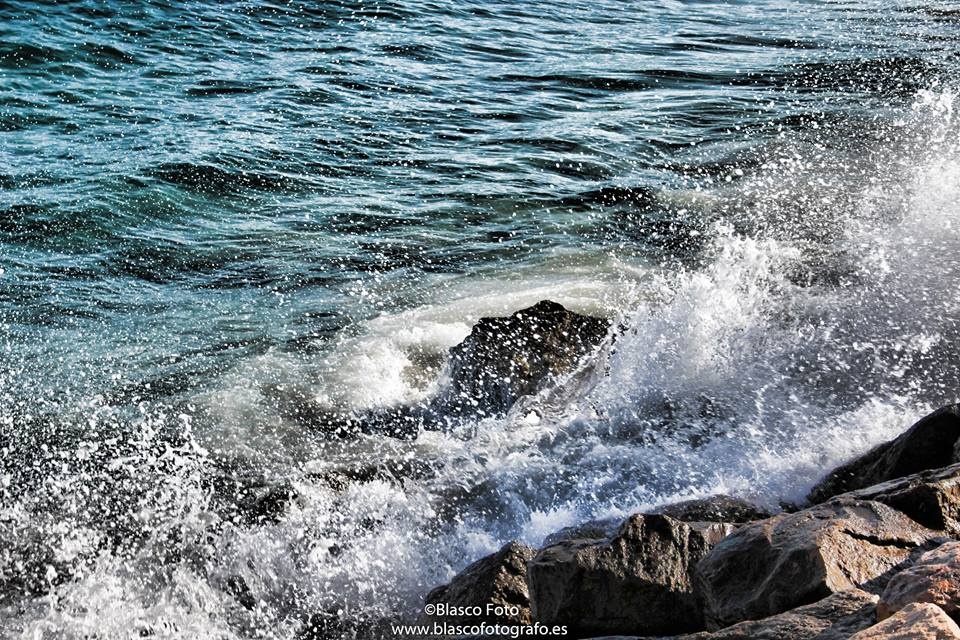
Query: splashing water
xmin=2 ymin=1 xmax=960 ymax=638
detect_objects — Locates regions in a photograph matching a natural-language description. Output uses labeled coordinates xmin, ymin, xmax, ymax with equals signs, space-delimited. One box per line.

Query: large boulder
xmin=439 ymin=300 xmax=610 ymax=418
xmin=696 ymin=499 xmax=945 ymax=630
xmin=528 ymin=514 xmax=734 ymax=637
xmin=850 ymin=602 xmax=960 ymax=640
xmin=420 ymin=541 xmax=535 ymax=627
xmin=879 ymin=541 xmax=960 ymax=622
xmin=840 ymin=464 xmax=960 ymax=538
xmin=808 ymin=405 xmax=960 ymax=505
xmin=667 ymin=589 xmax=879 ymax=640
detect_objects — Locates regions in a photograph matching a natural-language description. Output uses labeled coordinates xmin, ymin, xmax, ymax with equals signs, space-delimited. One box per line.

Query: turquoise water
xmin=2 ymin=1 xmax=960 ymax=637
xmin=2 ymin=1 xmax=948 ymax=400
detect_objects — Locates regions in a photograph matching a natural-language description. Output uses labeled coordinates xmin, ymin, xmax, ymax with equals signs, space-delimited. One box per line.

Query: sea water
xmin=1 ymin=1 xmax=959 ymax=637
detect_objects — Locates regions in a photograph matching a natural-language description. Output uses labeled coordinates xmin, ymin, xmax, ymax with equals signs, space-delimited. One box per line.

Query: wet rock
xmin=296 ymin=612 xmax=397 ymax=640
xmin=420 ymin=541 xmax=535 ymax=626
xmin=206 ymin=461 xmax=301 ymax=525
xmin=439 ymin=300 xmax=610 ymax=418
xmin=310 ymin=458 xmax=437 ymax=492
xmin=666 ymin=589 xmax=879 ymax=640
xmin=528 ymin=514 xmax=734 ymax=637
xmin=276 ymin=301 xmax=610 ymax=438
xmin=695 ymin=499 xmax=945 ymax=630
xmin=840 ymin=464 xmax=960 ymax=537
xmin=849 ymin=602 xmax=960 ymax=640
xmin=878 ymin=541 xmax=960 ymax=622
xmin=808 ymin=405 xmax=960 ymax=505
xmin=237 ymin=482 xmax=300 ymax=524
xmin=541 ymin=516 xmax=623 ymax=547
xmin=270 ymin=393 xmax=427 ymax=439
xmin=220 ymin=574 xmax=258 ymax=610
xmin=541 ymin=495 xmax=768 ymax=548
xmin=652 ymin=494 xmax=772 ymax=523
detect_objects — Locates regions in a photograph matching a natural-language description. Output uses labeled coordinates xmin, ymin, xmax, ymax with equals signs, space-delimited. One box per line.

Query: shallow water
xmin=2 ymin=0 xmax=960 ymax=637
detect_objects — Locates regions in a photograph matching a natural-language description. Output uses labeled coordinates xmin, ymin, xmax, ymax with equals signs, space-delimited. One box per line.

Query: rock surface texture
xmin=415 ymin=407 xmax=960 ymax=640
xmin=528 ymin=514 xmax=734 ymax=637
xmin=839 ymin=464 xmax=960 ymax=538
xmin=420 ymin=541 xmax=534 ymax=626
xmin=672 ymin=589 xmax=879 ymax=640
xmin=878 ymin=541 xmax=960 ymax=622
xmin=696 ymin=499 xmax=943 ymax=629
xmin=850 ymin=602 xmax=960 ymax=639
xmin=808 ymin=405 xmax=960 ymax=504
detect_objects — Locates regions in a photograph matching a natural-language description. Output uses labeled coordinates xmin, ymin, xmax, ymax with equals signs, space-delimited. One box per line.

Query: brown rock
xmin=528 ymin=514 xmax=734 ymax=636
xmin=850 ymin=602 xmax=960 ymax=639
xmin=879 ymin=541 xmax=960 ymax=622
xmin=441 ymin=300 xmax=610 ymax=417
xmin=695 ymin=499 xmax=944 ymax=630
xmin=667 ymin=589 xmax=879 ymax=640
xmin=421 ymin=541 xmax=534 ymax=626
xmin=807 ymin=405 xmax=960 ymax=505
xmin=840 ymin=464 xmax=960 ymax=537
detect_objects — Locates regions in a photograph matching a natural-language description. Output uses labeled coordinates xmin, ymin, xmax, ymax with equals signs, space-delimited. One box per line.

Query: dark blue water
xmin=2 ymin=1 xmax=960 ymax=637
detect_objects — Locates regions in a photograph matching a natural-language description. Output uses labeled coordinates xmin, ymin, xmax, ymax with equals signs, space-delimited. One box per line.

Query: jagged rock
xmin=839 ymin=464 xmax=960 ymax=537
xmin=879 ymin=541 xmax=960 ymax=622
xmin=420 ymin=542 xmax=535 ymax=626
xmin=439 ymin=300 xmax=610 ymax=418
xmin=695 ymin=499 xmax=945 ymax=630
xmin=808 ymin=405 xmax=960 ymax=505
xmin=850 ymin=602 xmax=960 ymax=639
xmin=541 ymin=495 xmax=768 ymax=548
xmin=642 ymin=589 xmax=879 ymax=640
xmin=528 ymin=514 xmax=734 ymax=637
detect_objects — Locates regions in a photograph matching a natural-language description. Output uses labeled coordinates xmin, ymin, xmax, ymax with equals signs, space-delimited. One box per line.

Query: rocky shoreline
xmin=277 ymin=300 xmax=960 ymax=639
xmin=402 ymin=302 xmax=960 ymax=640
xmin=420 ymin=404 xmax=960 ymax=639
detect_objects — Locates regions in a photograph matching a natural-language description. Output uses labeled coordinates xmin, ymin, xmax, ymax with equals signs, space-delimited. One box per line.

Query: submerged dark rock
xmin=437 ymin=300 xmax=610 ymax=419
xmin=807 ymin=405 xmax=960 ymax=505
xmin=309 ymin=458 xmax=437 ymax=492
xmin=296 ymin=611 xmax=398 ymax=640
xmin=528 ymin=514 xmax=734 ymax=637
